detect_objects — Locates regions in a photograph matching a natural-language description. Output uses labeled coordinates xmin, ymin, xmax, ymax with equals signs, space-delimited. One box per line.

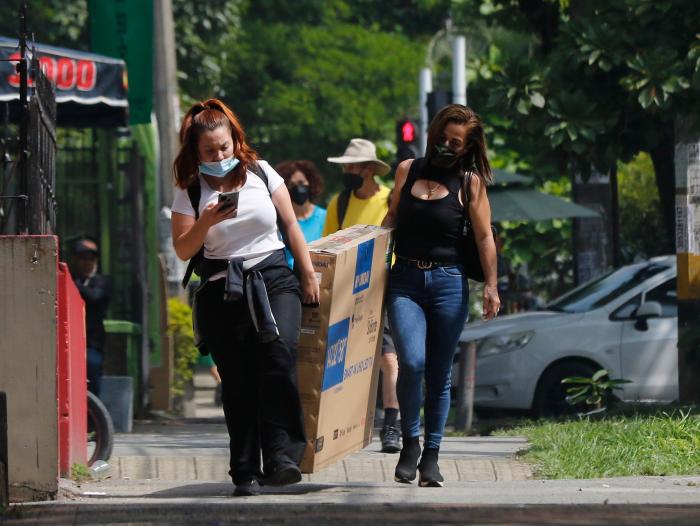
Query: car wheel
xmin=532 ymin=361 xmax=598 ymax=418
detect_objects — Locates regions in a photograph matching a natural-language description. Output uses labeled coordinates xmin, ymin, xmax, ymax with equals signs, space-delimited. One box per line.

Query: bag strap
xmin=460 ymin=169 xmax=474 ymax=235
xmin=336 ymin=189 xmax=352 ymax=230
xmin=182 ymin=182 xmax=204 ymax=288
xmin=250 ymin=161 xmax=290 ymax=246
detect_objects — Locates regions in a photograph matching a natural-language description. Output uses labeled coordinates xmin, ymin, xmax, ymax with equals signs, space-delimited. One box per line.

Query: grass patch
xmin=71 ymin=463 xmax=91 ymax=483
xmin=495 ymin=409 xmax=700 ymax=479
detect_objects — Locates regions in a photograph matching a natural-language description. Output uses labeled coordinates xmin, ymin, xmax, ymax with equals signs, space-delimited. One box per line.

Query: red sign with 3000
xmin=7 ymin=52 xmax=97 ymax=91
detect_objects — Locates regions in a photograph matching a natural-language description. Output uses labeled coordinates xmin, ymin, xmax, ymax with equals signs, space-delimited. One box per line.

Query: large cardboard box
xmin=297 ymin=225 xmax=392 ymax=473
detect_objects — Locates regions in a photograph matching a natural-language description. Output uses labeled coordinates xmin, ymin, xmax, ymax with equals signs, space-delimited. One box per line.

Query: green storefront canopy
xmin=485 ymin=168 xmax=600 ymax=222
xmin=489 ymin=186 xmax=600 ymax=222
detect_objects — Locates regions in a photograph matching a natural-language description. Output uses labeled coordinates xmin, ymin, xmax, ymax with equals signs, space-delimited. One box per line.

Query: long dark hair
xmin=425 ymin=104 xmax=493 ymax=184
xmin=173 ymin=98 xmax=258 ymax=189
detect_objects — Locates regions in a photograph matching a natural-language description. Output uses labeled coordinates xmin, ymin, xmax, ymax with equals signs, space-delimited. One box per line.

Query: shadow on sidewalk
xmin=143 ymin=482 xmax=338 ymax=499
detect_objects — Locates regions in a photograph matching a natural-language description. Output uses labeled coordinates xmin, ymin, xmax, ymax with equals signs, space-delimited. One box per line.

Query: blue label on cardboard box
xmin=353 ymin=239 xmax=374 ymax=295
xmin=322 ymin=317 xmax=350 ymax=391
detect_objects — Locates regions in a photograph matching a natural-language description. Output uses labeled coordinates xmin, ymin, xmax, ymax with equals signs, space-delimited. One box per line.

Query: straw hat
xmin=327 ymin=138 xmax=391 ymax=176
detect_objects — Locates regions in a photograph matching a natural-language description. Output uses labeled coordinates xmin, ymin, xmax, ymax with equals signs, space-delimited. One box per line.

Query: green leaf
xmin=592 ymin=369 xmax=609 ymax=381
xmin=530 ymin=92 xmax=546 ymax=108
xmin=566 ymin=386 xmax=589 ymax=397
xmin=516 ymin=98 xmax=529 ymax=115
xmin=562 ymin=376 xmax=594 ymax=384
xmin=638 ymin=88 xmax=653 ymax=108
xmin=588 ymin=49 xmax=601 ymax=65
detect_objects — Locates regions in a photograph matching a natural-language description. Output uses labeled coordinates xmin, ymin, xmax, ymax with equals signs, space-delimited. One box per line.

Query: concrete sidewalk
xmin=63 ymin=419 xmax=700 ymax=507
xmin=110 ymin=420 xmax=532 ymax=483
xmin=5 ymin=417 xmax=700 ymax=524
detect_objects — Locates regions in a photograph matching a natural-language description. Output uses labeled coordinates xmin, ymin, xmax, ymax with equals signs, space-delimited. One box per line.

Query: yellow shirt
xmin=322 ymin=184 xmax=391 ymax=236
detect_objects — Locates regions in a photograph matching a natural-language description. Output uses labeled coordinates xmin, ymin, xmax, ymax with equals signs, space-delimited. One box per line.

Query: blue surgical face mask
xmin=199 ymin=156 xmax=240 ymax=177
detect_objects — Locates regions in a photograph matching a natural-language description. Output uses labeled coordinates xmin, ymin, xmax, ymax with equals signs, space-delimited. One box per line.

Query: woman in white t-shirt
xmin=171 ymin=99 xmax=319 ymax=497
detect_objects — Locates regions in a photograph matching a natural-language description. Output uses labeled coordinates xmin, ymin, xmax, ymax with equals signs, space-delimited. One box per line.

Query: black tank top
xmin=393 ymin=158 xmax=465 ymax=264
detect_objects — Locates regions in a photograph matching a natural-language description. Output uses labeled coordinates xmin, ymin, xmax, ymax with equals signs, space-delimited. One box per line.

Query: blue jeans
xmin=387 ymin=261 xmax=469 ymax=449
xmin=87 ymin=347 xmax=104 ymax=398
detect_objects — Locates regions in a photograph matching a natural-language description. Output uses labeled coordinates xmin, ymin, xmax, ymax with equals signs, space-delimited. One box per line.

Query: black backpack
xmin=336 ymin=189 xmax=352 ymax=229
xmin=335 ymin=185 xmax=393 ymax=229
xmin=181 ymin=162 xmax=287 ymax=288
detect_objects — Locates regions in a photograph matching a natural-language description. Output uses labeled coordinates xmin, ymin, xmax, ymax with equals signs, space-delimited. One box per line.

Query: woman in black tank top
xmin=381 ymin=105 xmax=500 ymax=487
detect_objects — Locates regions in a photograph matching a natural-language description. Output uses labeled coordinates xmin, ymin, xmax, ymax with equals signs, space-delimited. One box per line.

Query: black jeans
xmin=194 ymin=255 xmax=306 ymax=484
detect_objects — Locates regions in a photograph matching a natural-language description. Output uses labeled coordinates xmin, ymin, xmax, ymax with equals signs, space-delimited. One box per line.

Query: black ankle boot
xmin=394 ymin=436 xmax=421 ymax=483
xmin=418 ymin=447 xmax=444 ymax=487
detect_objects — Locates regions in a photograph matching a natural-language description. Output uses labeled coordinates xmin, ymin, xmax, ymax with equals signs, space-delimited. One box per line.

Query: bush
xmin=167 ymin=298 xmax=200 ymax=397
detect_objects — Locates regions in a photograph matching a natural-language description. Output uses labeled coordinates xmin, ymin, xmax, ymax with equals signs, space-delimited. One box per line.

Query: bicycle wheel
xmin=87 ymin=391 xmax=114 ymax=466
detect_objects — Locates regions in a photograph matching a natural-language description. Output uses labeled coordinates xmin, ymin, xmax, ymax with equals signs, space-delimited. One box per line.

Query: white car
xmin=458 ymin=256 xmax=678 ymax=416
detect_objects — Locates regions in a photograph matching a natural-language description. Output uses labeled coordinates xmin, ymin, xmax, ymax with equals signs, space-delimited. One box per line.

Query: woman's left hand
xmin=300 ymin=271 xmax=320 ymax=306
xmin=483 ymin=284 xmax=500 ymax=320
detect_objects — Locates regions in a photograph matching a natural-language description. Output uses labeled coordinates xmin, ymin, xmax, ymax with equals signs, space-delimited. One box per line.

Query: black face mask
xmin=430 ymin=143 xmax=460 ymax=169
xmin=342 ymin=171 xmax=364 ymax=191
xmin=289 ymin=184 xmax=311 ymax=206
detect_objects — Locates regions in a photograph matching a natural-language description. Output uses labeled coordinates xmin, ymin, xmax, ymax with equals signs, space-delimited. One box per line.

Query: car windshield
xmin=546 ymin=263 xmax=669 ymax=313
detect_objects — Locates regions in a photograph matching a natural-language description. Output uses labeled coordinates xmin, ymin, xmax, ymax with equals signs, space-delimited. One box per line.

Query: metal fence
xmin=55 ymin=129 xmax=145 ymax=322
xmin=0 ymin=11 xmax=57 ymax=235
xmin=26 ymin=55 xmax=57 ymax=233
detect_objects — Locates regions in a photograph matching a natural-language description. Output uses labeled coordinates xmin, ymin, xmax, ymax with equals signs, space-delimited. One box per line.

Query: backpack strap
xmin=249 ymin=161 xmax=290 ymax=245
xmin=336 ymin=189 xmax=352 ymax=230
xmin=181 ymin=161 xmax=291 ymax=288
xmin=182 ymin=182 xmax=204 ymax=288
xmin=249 ymin=161 xmax=268 ymax=187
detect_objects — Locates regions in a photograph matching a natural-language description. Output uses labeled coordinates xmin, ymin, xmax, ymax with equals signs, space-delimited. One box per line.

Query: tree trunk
xmin=649 ymin=122 xmax=676 ymax=254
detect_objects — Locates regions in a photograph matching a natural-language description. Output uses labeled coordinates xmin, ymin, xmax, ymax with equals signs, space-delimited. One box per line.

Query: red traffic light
xmin=401 ymin=121 xmax=416 ymax=143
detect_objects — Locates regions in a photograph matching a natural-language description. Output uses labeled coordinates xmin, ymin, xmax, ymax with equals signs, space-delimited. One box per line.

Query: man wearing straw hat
xmin=323 ymin=138 xmax=401 ymax=454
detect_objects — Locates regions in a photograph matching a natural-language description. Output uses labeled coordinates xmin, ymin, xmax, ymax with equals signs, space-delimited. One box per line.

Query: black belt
xmin=396 ymin=256 xmax=456 ymax=270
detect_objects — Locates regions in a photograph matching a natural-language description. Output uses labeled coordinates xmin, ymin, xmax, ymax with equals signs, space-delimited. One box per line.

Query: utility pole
xmin=675 ymin=115 xmax=700 ymax=404
xmin=153 ymin=0 xmax=179 ymax=208
xmin=418 ymin=68 xmax=432 ymax=155
xmin=452 ymin=35 xmax=466 ymax=106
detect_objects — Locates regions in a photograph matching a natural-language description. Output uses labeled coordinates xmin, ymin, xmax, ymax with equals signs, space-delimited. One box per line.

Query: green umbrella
xmin=491 ymin=169 xmax=533 ymax=185
xmin=488 ymin=186 xmax=599 ymax=222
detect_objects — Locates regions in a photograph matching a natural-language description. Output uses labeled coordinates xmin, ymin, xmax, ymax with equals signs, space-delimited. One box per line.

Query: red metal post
xmin=57 ymin=262 xmax=87 ymax=476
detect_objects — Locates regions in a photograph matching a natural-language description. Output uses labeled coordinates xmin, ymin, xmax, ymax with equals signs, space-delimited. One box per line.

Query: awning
xmin=492 ymin=169 xmax=533 ymax=186
xmin=0 ymin=36 xmax=128 ymax=127
xmin=489 ymin=186 xmax=600 ymax=222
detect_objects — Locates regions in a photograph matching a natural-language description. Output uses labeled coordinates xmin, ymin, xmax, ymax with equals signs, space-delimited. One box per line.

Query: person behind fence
xmin=382 ymin=104 xmax=500 ymax=487
xmin=170 ymin=98 xmax=320 ymax=497
xmin=69 ymin=237 xmax=111 ymax=399
xmin=274 ymin=160 xmax=327 ymax=269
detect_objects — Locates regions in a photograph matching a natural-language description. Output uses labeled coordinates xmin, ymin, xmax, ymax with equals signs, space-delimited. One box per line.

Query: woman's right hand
xmin=300 ymin=270 xmax=321 ymax=306
xmin=198 ymin=202 xmax=237 ymax=228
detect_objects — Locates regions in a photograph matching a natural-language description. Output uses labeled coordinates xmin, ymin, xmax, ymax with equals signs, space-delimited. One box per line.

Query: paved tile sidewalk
xmin=111 ymin=422 xmax=532 ymax=482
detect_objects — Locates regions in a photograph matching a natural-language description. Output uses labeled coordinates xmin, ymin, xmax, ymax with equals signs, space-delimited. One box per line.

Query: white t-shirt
xmin=171 ymin=160 xmax=285 ymax=261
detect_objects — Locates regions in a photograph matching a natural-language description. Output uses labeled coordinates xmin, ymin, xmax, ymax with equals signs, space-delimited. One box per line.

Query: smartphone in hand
xmin=218 ymin=191 xmax=239 ymax=216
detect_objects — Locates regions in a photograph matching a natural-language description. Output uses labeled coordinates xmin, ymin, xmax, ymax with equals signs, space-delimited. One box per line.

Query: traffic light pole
xmin=419 ymin=68 xmax=432 ymax=155
xmin=452 ymin=35 xmax=466 ymax=106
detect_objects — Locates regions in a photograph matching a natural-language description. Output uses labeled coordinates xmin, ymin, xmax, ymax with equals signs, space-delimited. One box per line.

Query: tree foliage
xmin=173 ymin=0 xmax=445 ymax=194
xmin=454 ymin=0 xmax=700 ymax=253
xmin=0 ymin=1 xmax=89 ymax=50
xmin=617 ymin=153 xmax=665 ymax=262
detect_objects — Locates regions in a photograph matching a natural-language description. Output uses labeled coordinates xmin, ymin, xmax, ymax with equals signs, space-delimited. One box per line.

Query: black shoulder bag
xmin=460 ymin=170 xmax=488 ymax=282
